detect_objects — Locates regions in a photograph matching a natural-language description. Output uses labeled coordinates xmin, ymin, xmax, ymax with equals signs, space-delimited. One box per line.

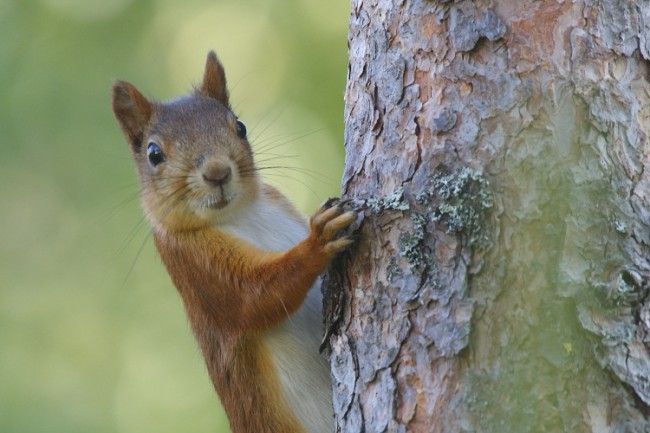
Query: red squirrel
xmin=111 ymin=51 xmax=356 ymax=433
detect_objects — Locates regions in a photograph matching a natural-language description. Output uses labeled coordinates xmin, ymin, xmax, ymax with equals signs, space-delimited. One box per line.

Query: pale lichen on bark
xmin=326 ymin=0 xmax=650 ymax=432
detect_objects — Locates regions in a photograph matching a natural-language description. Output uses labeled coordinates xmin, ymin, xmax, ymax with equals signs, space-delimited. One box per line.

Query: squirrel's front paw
xmin=309 ymin=200 xmax=357 ymax=256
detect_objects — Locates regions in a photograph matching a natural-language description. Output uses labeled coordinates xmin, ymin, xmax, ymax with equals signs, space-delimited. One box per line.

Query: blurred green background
xmin=0 ymin=1 xmax=349 ymax=432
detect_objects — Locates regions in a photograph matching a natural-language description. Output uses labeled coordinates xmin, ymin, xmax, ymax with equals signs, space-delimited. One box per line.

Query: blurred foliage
xmin=0 ymin=1 xmax=349 ymax=432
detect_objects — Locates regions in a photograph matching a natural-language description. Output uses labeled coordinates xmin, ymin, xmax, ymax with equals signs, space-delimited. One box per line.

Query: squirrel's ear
xmin=200 ymin=51 xmax=229 ymax=106
xmin=112 ymin=81 xmax=153 ymax=151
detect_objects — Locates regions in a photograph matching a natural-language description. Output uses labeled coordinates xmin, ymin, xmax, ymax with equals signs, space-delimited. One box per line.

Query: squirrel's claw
xmin=309 ymin=201 xmax=358 ymax=256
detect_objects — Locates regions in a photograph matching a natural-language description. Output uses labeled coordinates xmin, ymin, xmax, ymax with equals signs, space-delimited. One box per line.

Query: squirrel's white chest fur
xmin=218 ymin=196 xmax=333 ymax=433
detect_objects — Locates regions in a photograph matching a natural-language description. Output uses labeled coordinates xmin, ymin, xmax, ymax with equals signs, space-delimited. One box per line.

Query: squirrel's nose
xmin=202 ymin=163 xmax=232 ymax=187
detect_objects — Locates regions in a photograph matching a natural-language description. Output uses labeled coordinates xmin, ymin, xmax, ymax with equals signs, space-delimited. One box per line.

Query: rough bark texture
xmin=325 ymin=1 xmax=650 ymax=432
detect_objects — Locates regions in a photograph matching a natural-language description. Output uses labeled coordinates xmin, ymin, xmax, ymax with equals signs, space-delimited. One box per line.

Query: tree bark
xmin=325 ymin=1 xmax=650 ymax=432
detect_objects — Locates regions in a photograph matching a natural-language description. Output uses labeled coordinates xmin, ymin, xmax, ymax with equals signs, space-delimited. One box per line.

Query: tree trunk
xmin=324 ymin=1 xmax=650 ymax=432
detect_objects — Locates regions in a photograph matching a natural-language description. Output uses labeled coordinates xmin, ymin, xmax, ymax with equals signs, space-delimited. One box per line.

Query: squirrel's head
xmin=112 ymin=51 xmax=258 ymax=232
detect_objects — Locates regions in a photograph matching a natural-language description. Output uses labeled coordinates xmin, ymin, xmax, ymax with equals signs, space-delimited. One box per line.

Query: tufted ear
xmin=200 ymin=50 xmax=229 ymax=106
xmin=112 ymin=81 xmax=153 ymax=152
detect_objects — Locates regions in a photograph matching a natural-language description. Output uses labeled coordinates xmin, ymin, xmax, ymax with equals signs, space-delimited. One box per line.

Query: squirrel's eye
xmin=235 ymin=120 xmax=247 ymax=139
xmin=147 ymin=142 xmax=165 ymax=166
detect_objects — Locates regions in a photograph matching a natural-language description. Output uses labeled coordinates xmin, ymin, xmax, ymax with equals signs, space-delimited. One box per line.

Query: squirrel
xmin=112 ymin=51 xmax=356 ymax=433
xmin=111 ymin=51 xmax=356 ymax=433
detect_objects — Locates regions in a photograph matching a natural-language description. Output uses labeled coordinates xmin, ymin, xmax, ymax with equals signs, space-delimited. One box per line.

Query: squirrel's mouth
xmin=202 ymin=193 xmax=232 ymax=210
xmin=204 ymin=196 xmax=230 ymax=210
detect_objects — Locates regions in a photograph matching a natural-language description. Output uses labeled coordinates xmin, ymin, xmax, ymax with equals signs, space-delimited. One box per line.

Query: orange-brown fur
xmin=112 ymin=51 xmax=354 ymax=433
xmin=155 ymin=219 xmax=341 ymax=334
xmin=154 ymin=215 xmax=339 ymax=432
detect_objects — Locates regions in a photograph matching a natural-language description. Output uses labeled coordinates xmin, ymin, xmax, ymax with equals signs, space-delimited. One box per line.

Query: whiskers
xmin=237 ymin=125 xmax=337 ymax=200
xmin=109 ymin=160 xmax=198 ymax=290
xmin=234 ymin=104 xmax=337 ymax=191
